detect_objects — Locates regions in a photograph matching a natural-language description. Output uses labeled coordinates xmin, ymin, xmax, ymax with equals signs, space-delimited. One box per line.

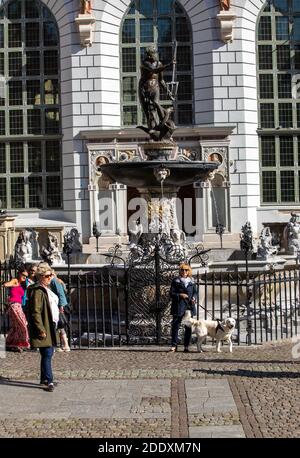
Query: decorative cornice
xmin=80 ymin=125 xmax=236 ymax=142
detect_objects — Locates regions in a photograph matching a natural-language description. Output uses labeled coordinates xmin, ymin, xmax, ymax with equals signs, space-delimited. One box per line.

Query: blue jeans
xmin=40 ymin=347 xmax=54 ymax=384
xmin=171 ymin=315 xmax=192 ymax=348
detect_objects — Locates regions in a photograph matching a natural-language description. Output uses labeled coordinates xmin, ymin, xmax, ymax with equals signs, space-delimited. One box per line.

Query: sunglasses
xmin=21 ymin=274 xmax=28 ymax=278
xmin=180 ymin=269 xmax=189 ymax=272
xmin=43 ymin=274 xmax=52 ymax=279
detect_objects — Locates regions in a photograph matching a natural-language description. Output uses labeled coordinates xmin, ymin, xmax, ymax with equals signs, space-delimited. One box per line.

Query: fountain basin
xmin=101 ymin=161 xmax=218 ymax=189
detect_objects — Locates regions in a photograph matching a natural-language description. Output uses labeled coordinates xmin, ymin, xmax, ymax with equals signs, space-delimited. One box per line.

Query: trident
xmin=166 ymin=41 xmax=179 ymax=100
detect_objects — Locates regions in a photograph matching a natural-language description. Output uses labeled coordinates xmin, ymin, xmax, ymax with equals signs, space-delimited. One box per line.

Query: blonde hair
xmin=36 ymin=262 xmax=53 ymax=281
xmin=179 ymin=263 xmax=192 ymax=277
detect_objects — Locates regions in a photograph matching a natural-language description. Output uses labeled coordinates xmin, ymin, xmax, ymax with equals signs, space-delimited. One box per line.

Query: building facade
xmin=0 ymin=0 xmax=297 ymax=256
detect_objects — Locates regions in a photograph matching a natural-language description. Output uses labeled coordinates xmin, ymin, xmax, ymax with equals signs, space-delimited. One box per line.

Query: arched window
xmin=0 ymin=0 xmax=61 ymax=210
xmin=121 ymin=0 xmax=193 ymax=127
xmin=257 ymin=0 xmax=300 ymax=204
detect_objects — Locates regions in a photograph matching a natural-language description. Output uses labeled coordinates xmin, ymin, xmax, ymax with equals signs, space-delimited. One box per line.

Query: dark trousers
xmin=171 ymin=315 xmax=192 ymax=347
xmin=40 ymin=346 xmax=54 ymax=384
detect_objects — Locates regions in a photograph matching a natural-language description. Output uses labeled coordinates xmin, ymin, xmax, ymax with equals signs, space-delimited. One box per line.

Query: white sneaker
xmin=56 ymin=348 xmax=64 ymax=352
xmin=63 ymin=347 xmax=71 ymax=352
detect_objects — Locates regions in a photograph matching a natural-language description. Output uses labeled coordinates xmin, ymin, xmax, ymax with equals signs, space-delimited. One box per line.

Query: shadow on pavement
xmin=192 ymin=368 xmax=300 ymax=378
xmin=186 ymin=358 xmax=299 ymax=364
xmin=0 ymin=379 xmax=42 ymax=389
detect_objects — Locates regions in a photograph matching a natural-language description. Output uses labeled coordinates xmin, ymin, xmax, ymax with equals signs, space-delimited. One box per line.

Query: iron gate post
xmin=154 ymin=242 xmax=162 ymax=344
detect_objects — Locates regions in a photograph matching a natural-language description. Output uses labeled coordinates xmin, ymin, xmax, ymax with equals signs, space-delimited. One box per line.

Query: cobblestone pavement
xmin=0 ymin=340 xmax=299 ymax=438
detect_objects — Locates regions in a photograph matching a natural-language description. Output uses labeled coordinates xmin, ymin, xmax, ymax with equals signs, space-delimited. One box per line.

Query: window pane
xmin=176 ymin=17 xmax=189 ymax=42
xmin=0 ymin=111 xmax=5 ymax=135
xmin=128 ymin=2 xmax=135 ymax=15
xmin=25 ymin=0 xmax=40 ymax=18
xmin=260 ymin=103 xmax=274 ymax=128
xmin=27 ymin=108 xmax=41 ymax=134
xmin=27 ymin=81 xmax=41 ymax=105
xmin=293 ymin=0 xmax=300 ymax=12
xmin=297 ymin=104 xmax=300 ymax=127
xmin=9 ymin=52 xmax=22 ymax=77
xmin=8 ymin=24 xmax=22 ymax=48
xmin=178 ymin=75 xmax=192 ymax=101
xmin=276 ymin=17 xmax=289 ymax=40
xmin=258 ymin=16 xmax=272 ymax=41
xmin=158 ymin=46 xmax=173 ymax=67
xmin=262 ymin=171 xmax=277 ymax=203
xmin=280 ymin=136 xmax=294 ymax=166
xmin=46 ymin=140 xmax=60 ymax=172
xmin=122 ymin=48 xmax=136 ymax=72
xmin=0 ymin=52 xmax=4 ymax=78
xmin=0 ymin=24 xmax=4 ymax=48
xmin=0 ymin=143 xmax=6 ymax=173
xmin=7 ymin=1 xmax=21 ymax=20
xmin=261 ymin=137 xmax=276 ymax=166
xmin=28 ymin=142 xmax=42 ymax=172
xmin=281 ymin=170 xmax=295 ymax=201
xmin=122 ymin=19 xmax=136 ymax=43
xmin=295 ymin=45 xmax=300 ymax=70
xmin=43 ymin=22 xmax=58 ymax=46
xmin=298 ymin=138 xmax=300 ymax=165
xmin=123 ymin=106 xmax=137 ymax=125
xmin=140 ymin=19 xmax=153 ymax=42
xmin=9 ymin=81 xmax=23 ymax=106
xmin=279 ymin=103 xmax=293 ymax=127
xmin=258 ymin=45 xmax=273 ymax=69
xmin=11 ymin=177 xmax=24 ymax=208
xmin=178 ymin=104 xmax=192 ymax=125
xmin=44 ymin=79 xmax=59 ymax=105
xmin=259 ymin=74 xmax=274 ymax=99
xmin=26 ymin=51 xmax=40 ymax=76
xmin=9 ymin=110 xmax=23 ymax=135
xmin=140 ymin=0 xmax=153 ymax=17
xmin=274 ymin=0 xmax=288 ymax=12
xmin=26 ymin=23 xmax=40 ymax=47
xmin=46 ymin=176 xmax=61 ymax=208
xmin=123 ymin=77 xmax=137 ymax=102
xmin=0 ymin=177 xmax=6 ymax=208
xmin=157 ymin=0 xmax=172 ymax=15
xmin=158 ymin=18 xmax=172 ymax=43
xmin=278 ymin=74 xmax=291 ymax=98
xmin=294 ymin=18 xmax=300 ymax=41
xmin=29 ymin=176 xmax=43 ymax=208
xmin=277 ymin=45 xmax=290 ymax=70
xmin=10 ymin=142 xmax=23 ymax=173
xmin=177 ymin=46 xmax=191 ymax=71
xmin=44 ymin=50 xmax=58 ymax=75
xmin=45 ymin=109 xmax=60 ymax=134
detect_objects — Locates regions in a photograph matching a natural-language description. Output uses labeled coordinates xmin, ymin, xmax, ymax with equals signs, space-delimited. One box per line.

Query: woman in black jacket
xmin=169 ymin=263 xmax=197 ymax=353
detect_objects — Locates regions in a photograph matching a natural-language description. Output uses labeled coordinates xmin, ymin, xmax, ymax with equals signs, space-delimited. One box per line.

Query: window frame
xmin=120 ymin=0 xmax=194 ymax=127
xmin=0 ymin=0 xmax=62 ymax=211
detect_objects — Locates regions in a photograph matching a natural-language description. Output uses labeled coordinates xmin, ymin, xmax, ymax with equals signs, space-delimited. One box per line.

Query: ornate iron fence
xmin=1 ymin=260 xmax=300 ymax=347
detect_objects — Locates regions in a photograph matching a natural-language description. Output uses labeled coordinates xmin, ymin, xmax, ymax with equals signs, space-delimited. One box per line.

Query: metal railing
xmin=1 ymin=261 xmax=300 ymax=347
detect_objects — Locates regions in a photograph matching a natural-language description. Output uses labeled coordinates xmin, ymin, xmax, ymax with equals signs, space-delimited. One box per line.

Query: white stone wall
xmin=1 ymin=0 xmax=274 ymax=242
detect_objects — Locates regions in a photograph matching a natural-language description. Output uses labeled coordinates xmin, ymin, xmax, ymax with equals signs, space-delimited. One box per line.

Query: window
xmin=121 ymin=0 xmax=193 ymax=126
xmin=257 ymin=1 xmax=300 ymax=204
xmin=0 ymin=0 xmax=62 ymax=210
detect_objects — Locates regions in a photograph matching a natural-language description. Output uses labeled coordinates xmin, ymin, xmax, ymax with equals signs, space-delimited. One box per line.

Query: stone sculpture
xmin=220 ymin=0 xmax=230 ymax=10
xmin=41 ymin=232 xmax=64 ymax=265
xmin=138 ymin=47 xmax=176 ymax=142
xmin=285 ymin=213 xmax=300 ymax=255
xmin=257 ymin=227 xmax=278 ymax=260
xmin=80 ymin=0 xmax=92 ymax=14
xmin=15 ymin=230 xmax=33 ymax=263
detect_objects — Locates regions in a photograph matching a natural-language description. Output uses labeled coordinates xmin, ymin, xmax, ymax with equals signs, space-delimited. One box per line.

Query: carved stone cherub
xmin=220 ymin=0 xmax=230 ymax=10
xmin=80 ymin=0 xmax=92 ymax=15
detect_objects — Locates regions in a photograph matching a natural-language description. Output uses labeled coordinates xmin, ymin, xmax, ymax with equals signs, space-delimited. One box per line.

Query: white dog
xmin=182 ymin=310 xmax=236 ymax=353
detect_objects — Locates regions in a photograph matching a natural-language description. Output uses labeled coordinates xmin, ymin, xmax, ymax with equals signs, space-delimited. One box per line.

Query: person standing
xmin=3 ymin=269 xmax=30 ymax=352
xmin=27 ymin=265 xmax=58 ymax=392
xmin=169 ymin=264 xmax=197 ymax=353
